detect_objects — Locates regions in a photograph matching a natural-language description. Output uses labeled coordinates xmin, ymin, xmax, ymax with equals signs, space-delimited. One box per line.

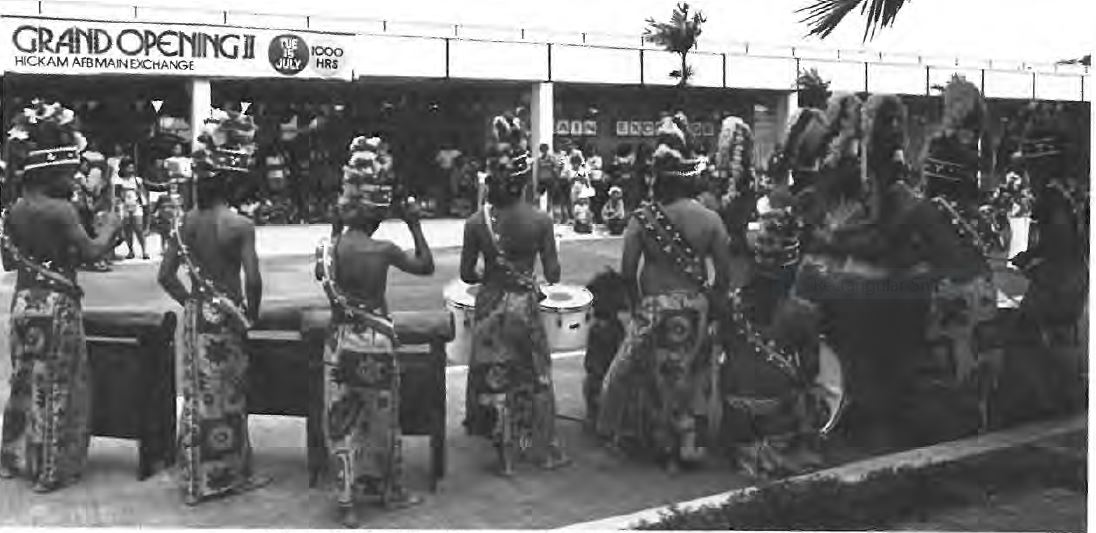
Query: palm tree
xmin=798 ymin=0 xmax=909 ymax=41
xmin=644 ymin=3 xmax=707 ymax=86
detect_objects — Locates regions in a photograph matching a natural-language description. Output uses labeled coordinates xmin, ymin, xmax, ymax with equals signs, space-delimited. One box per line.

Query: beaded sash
xmin=316 ymin=237 xmax=399 ymax=343
xmin=172 ymin=214 xmax=251 ymax=330
xmin=484 ymin=204 xmax=544 ymax=297
xmin=631 ymin=202 xmax=710 ymax=290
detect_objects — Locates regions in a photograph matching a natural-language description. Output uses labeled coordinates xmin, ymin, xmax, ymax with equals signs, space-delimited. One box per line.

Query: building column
xmin=187 ymin=78 xmax=212 ymax=207
xmin=189 ymin=78 xmax=212 ymax=151
xmin=529 ymin=81 xmax=554 ymax=205
xmin=774 ymin=90 xmax=798 ymax=141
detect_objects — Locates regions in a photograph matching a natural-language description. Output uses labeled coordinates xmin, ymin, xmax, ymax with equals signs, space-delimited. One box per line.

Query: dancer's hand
xmin=401 ymin=197 xmax=422 ymax=225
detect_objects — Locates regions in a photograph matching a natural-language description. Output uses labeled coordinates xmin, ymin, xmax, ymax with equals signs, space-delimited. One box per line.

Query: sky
xmin=29 ymin=0 xmax=1096 ymax=63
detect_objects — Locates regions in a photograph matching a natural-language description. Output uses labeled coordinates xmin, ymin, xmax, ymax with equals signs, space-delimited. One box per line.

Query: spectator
xmin=601 ymin=186 xmax=627 ymax=235
xmin=587 ymin=147 xmax=607 ymax=222
xmin=536 ymin=143 xmax=559 ymax=214
xmin=612 ymin=144 xmax=638 ymax=211
xmin=560 ymin=153 xmax=587 ymax=223
xmin=113 ymin=158 xmax=150 ymax=260
xmin=435 ymin=142 xmax=462 ymax=216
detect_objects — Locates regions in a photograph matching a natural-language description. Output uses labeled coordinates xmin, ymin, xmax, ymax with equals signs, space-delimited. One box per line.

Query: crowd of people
xmin=0 ymin=76 xmax=1088 ymax=527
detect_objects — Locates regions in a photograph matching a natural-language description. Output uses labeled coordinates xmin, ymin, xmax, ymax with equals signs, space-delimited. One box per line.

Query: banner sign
xmin=555 ymin=119 xmax=598 ymax=136
xmin=615 ymin=120 xmax=717 ymax=138
xmin=0 ymin=17 xmax=353 ymax=80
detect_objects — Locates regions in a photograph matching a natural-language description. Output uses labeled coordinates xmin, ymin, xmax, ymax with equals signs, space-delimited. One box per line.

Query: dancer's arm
xmin=240 ymin=220 xmax=263 ymax=323
xmin=392 ymin=216 xmax=435 ymax=276
xmin=459 ymin=218 xmax=482 ymax=284
xmin=59 ymin=201 xmax=121 ymax=261
xmin=620 ymin=217 xmax=642 ymax=306
xmin=157 ymin=229 xmax=189 ymax=306
xmin=540 ymin=214 xmax=561 ymax=285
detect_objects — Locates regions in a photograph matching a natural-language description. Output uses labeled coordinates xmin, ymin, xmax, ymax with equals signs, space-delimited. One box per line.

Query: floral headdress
xmin=6 ymin=99 xmax=87 ymax=176
xmin=191 ymin=108 xmax=257 ymax=180
xmin=339 ymin=135 xmax=396 ymax=211
xmin=714 ymin=115 xmax=755 ymax=189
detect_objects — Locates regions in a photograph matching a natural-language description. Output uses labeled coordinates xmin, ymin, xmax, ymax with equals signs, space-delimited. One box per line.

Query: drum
xmin=443 ymin=280 xmax=479 ymax=365
xmin=539 ymin=285 xmax=594 ymax=352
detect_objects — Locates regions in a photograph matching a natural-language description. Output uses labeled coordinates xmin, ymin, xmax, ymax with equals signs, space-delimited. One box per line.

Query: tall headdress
xmin=1 ymin=100 xmax=89 ymax=296
xmin=652 ymin=115 xmax=704 ymax=187
xmin=714 ymin=115 xmax=755 ymax=195
xmin=862 ymin=94 xmax=908 ymax=188
xmin=1017 ymin=101 xmax=1077 ymax=180
xmin=485 ymin=107 xmax=532 ymax=201
xmin=6 ymin=99 xmax=87 ymax=180
xmin=921 ymin=76 xmax=985 ymax=202
xmin=191 ymin=108 xmax=257 ymax=182
xmin=338 ymin=135 xmax=397 ymax=217
xmin=771 ymin=107 xmax=829 ymax=182
xmin=822 ymin=93 xmax=863 ymax=166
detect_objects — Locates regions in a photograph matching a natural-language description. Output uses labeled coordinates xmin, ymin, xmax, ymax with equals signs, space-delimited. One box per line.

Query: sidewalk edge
xmin=557 ymin=415 xmax=1086 ymax=530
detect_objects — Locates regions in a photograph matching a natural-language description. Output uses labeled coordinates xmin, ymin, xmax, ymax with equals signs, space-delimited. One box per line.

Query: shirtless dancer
xmin=461 ymin=146 xmax=570 ymax=475
xmin=1 ymin=101 xmax=123 ymax=492
xmin=158 ymin=110 xmax=267 ymax=505
xmin=316 ymin=136 xmax=433 ymax=526
xmin=598 ymin=116 xmax=732 ymax=471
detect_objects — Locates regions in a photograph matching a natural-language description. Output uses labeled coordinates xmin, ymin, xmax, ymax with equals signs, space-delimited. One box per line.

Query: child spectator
xmin=602 ymin=186 xmax=627 ymax=235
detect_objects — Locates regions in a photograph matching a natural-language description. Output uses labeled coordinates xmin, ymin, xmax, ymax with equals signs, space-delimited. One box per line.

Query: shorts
xmin=123 ymin=205 xmax=144 ymax=224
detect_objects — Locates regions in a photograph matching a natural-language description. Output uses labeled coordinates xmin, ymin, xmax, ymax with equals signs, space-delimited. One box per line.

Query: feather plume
xmin=940 ymin=75 xmax=986 ymax=133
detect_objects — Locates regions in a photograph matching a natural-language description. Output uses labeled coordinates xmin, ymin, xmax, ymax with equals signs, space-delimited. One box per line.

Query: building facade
xmin=1 ymin=1 xmax=1090 ymax=219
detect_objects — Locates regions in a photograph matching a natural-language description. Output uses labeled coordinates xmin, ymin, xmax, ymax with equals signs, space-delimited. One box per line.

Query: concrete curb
xmin=558 ymin=415 xmax=1087 ymax=530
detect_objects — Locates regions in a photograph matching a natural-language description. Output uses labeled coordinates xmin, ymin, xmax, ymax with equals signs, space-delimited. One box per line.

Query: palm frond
xmin=1055 ymin=54 xmax=1092 ymax=66
xmin=797 ymin=0 xmax=909 ymax=41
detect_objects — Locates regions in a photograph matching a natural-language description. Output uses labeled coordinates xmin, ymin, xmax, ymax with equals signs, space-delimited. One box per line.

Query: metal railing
xmin=1 ymin=0 xmax=1088 ymax=76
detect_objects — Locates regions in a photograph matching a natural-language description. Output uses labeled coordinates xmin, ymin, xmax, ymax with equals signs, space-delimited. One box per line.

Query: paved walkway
xmin=0 ymin=354 xmax=775 ymax=529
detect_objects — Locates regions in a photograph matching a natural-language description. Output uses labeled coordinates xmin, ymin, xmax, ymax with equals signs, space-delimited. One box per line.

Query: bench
xmin=84 ymin=308 xmax=178 ymax=481
xmin=246 ymin=304 xmax=453 ymax=491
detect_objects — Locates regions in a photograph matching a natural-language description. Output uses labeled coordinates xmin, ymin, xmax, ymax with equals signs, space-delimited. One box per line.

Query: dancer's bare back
xmin=158 ymin=205 xmax=262 ymax=320
xmin=623 ymin=198 xmax=731 ymax=296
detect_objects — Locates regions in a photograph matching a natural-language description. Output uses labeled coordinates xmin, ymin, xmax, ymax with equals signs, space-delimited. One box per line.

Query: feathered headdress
xmin=491 ymin=108 xmax=529 ymax=152
xmin=487 ymin=144 xmax=532 ymax=199
xmin=862 ymin=94 xmax=908 ymax=181
xmin=774 ymin=107 xmax=829 ymax=178
xmin=652 ymin=115 xmax=703 ymax=183
xmin=6 ymin=99 xmax=87 ymax=177
xmin=823 ymin=93 xmax=863 ymax=166
xmin=940 ymin=75 xmax=986 ymax=134
xmin=191 ymin=108 xmax=257 ymax=180
xmin=1015 ymin=101 xmax=1084 ymax=182
xmin=921 ymin=77 xmax=985 ymax=200
xmin=338 ymin=135 xmax=397 ymax=214
xmin=714 ymin=115 xmax=755 ymax=189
